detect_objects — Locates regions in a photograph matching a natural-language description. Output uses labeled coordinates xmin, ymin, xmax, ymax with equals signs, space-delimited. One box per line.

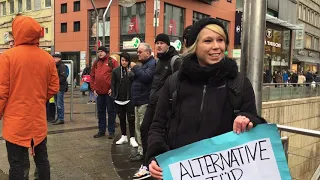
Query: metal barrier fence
xmin=278 ymin=124 xmax=320 ymax=179
xmin=263 ymin=83 xmax=320 ymax=102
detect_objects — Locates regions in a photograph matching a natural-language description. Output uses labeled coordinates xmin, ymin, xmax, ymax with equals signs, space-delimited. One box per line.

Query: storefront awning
xmin=293 ymin=55 xmax=320 ymax=64
xmin=266 ymin=14 xmax=303 ymax=30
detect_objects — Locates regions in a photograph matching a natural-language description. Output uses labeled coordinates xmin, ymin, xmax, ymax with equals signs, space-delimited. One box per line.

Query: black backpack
xmin=168 ymin=72 xmax=245 ymax=118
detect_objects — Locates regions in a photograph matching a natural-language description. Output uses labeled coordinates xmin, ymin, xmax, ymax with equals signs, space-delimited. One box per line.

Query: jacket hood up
xmin=12 ymin=16 xmax=42 ymax=46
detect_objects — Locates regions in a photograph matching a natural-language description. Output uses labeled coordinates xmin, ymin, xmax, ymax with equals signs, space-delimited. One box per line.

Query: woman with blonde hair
xmin=145 ymin=18 xmax=266 ymax=179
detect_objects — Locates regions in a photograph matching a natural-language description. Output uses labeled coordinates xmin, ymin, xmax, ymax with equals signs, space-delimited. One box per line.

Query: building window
xmin=18 ymin=0 xmax=22 ymax=12
xmin=10 ymin=1 xmax=14 ymax=14
xmin=74 ymin=1 xmax=80 ymax=12
xmin=26 ymin=0 xmax=31 ymax=11
xmin=298 ymin=4 xmax=302 ymax=19
xmin=217 ymin=18 xmax=230 ymax=34
xmin=314 ymin=37 xmax=319 ymax=51
xmin=193 ymin=11 xmax=210 ymax=24
xmin=0 ymin=2 xmax=6 ymax=16
xmin=61 ymin=23 xmax=67 ymax=33
xmin=45 ymin=28 xmax=48 ymax=33
xmin=74 ymin=21 xmax=80 ymax=32
xmin=305 ymin=34 xmax=312 ymax=49
xmin=61 ymin=3 xmax=67 ymax=14
xmin=120 ymin=2 xmax=146 ymax=50
xmin=164 ymin=3 xmax=185 ymax=42
xmin=34 ymin=0 xmax=41 ymax=10
xmin=45 ymin=0 xmax=51 ymax=8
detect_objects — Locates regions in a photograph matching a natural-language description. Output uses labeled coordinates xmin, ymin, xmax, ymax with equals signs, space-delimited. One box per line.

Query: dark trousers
xmin=140 ymin=103 xmax=156 ymax=165
xmin=116 ymin=101 xmax=135 ymax=137
xmin=97 ymin=94 xmax=116 ymax=135
xmin=23 ymin=150 xmax=39 ymax=180
xmin=6 ymin=138 xmax=50 ymax=180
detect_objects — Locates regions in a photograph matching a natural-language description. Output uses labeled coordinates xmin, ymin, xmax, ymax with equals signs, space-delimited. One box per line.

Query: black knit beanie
xmin=183 ymin=25 xmax=193 ymax=47
xmin=186 ymin=18 xmax=229 ymax=47
xmin=98 ymin=46 xmax=108 ymax=53
xmin=155 ymin=33 xmax=170 ymax=46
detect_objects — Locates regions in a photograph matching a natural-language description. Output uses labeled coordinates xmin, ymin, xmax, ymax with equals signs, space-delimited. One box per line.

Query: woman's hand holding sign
xmin=149 ymin=160 xmax=162 ymax=180
xmin=233 ymin=115 xmax=253 ymax=134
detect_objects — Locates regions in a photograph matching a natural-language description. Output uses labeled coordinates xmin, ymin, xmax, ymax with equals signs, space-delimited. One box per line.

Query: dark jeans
xmin=6 ymin=138 xmax=50 ymax=180
xmin=23 ymin=151 xmax=39 ymax=180
xmin=54 ymin=91 xmax=64 ymax=121
xmin=97 ymin=94 xmax=116 ymax=135
xmin=140 ymin=103 xmax=156 ymax=165
xmin=116 ymin=101 xmax=135 ymax=137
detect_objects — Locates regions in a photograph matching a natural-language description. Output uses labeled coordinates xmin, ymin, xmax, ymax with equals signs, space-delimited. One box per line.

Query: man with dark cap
xmin=132 ymin=33 xmax=182 ymax=180
xmin=90 ymin=46 xmax=119 ymax=139
xmin=51 ymin=53 xmax=68 ymax=125
xmin=111 ymin=52 xmax=138 ymax=147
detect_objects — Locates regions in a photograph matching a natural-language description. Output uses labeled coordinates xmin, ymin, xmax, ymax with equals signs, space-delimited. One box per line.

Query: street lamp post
xmin=241 ymin=0 xmax=267 ymax=115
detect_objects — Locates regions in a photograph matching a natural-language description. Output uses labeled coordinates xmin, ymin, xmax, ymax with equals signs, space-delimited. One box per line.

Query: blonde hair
xmin=183 ymin=24 xmax=227 ymax=56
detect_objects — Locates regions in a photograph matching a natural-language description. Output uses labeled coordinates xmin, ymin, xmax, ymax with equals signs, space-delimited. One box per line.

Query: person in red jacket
xmin=90 ymin=46 xmax=119 ymax=139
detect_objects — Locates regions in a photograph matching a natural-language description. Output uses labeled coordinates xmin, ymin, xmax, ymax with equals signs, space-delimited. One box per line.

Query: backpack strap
xmin=227 ymin=72 xmax=245 ymax=117
xmin=108 ymin=56 xmax=114 ymax=69
xmin=170 ymin=55 xmax=180 ymax=73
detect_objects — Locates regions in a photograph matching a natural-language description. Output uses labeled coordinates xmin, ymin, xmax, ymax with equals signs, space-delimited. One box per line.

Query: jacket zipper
xmin=200 ymin=85 xmax=207 ymax=113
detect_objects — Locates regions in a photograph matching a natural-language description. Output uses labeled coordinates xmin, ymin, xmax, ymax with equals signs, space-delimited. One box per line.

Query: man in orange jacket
xmin=0 ymin=15 xmax=59 ymax=179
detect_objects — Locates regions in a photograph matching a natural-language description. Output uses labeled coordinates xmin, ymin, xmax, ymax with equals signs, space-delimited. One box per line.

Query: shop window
xmin=26 ymin=0 xmax=31 ymax=11
xmin=164 ymin=3 xmax=185 ymax=42
xmin=0 ymin=2 xmax=6 ymax=16
xmin=61 ymin=23 xmax=67 ymax=33
xmin=305 ymin=34 xmax=312 ymax=49
xmin=74 ymin=21 xmax=80 ymax=32
xmin=74 ymin=1 xmax=80 ymax=12
xmin=89 ymin=8 xmax=110 ymax=47
xmin=193 ymin=11 xmax=210 ymax=24
xmin=120 ymin=2 xmax=146 ymax=50
xmin=61 ymin=3 xmax=67 ymax=14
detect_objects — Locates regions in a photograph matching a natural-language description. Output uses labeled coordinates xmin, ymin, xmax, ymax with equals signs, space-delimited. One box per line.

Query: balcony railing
xmin=263 ymin=83 xmax=320 ymax=102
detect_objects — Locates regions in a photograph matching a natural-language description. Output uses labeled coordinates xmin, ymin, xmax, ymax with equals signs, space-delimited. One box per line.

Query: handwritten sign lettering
xmin=156 ymin=124 xmax=291 ymax=180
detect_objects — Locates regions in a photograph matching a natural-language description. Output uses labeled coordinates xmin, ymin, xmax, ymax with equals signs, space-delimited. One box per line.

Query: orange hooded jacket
xmin=0 ymin=16 xmax=59 ymax=147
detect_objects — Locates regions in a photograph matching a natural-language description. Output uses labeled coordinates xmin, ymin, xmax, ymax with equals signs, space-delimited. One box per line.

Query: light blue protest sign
xmin=156 ymin=124 xmax=291 ymax=180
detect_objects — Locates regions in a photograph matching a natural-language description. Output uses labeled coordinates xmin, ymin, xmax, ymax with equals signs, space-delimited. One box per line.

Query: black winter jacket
xmin=149 ymin=46 xmax=182 ymax=105
xmin=111 ymin=66 xmax=132 ymax=101
xmin=146 ymin=55 xmax=266 ymax=164
xmin=56 ymin=61 xmax=68 ymax=92
xmin=130 ymin=56 xmax=156 ymax=106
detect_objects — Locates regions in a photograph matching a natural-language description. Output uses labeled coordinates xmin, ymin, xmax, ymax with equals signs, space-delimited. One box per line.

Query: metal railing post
xmin=62 ymin=60 xmax=74 ymax=121
xmin=102 ymin=0 xmax=113 ymax=47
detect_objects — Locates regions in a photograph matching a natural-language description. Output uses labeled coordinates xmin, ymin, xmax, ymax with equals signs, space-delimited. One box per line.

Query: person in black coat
xmin=146 ymin=18 xmax=267 ymax=179
xmin=111 ymin=52 xmax=138 ymax=148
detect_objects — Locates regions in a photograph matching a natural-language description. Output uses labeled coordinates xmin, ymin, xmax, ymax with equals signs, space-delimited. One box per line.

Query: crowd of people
xmin=0 ymin=15 xmax=267 ymax=180
xmin=264 ymin=69 xmax=320 ymax=86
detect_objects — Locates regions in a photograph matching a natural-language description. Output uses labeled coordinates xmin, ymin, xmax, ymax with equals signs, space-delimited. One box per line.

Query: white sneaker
xmin=133 ymin=165 xmax=151 ymax=180
xmin=130 ymin=137 xmax=138 ymax=148
xmin=116 ymin=135 xmax=128 ymax=145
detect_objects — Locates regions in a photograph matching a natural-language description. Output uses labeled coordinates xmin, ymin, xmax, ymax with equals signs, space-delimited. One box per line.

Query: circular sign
xmin=119 ymin=0 xmax=136 ymax=7
xmin=266 ymin=29 xmax=273 ymax=38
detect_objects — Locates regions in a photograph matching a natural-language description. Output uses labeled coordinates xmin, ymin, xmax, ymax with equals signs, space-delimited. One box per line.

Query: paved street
xmin=0 ymin=89 xmax=143 ymax=180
